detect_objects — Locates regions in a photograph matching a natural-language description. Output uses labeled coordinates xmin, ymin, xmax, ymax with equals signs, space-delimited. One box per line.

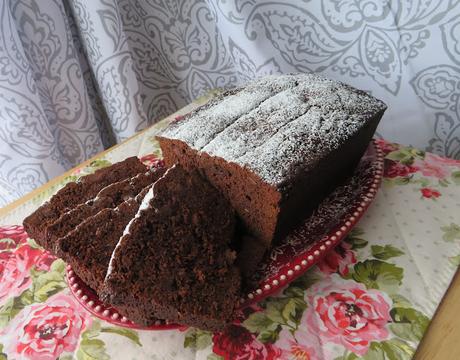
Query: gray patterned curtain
xmin=1 ymin=0 xmax=460 ymax=206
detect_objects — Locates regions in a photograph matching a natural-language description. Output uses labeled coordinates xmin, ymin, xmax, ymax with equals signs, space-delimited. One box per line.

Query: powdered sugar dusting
xmin=105 ymin=209 xmax=141 ymax=279
xmin=160 ymin=75 xmax=299 ymax=149
xmin=158 ymin=73 xmax=386 ymax=186
xmin=138 ymin=186 xmax=154 ymax=212
xmin=203 ymin=83 xmax=312 ymax=160
xmin=106 ymin=167 xmax=174 ymax=279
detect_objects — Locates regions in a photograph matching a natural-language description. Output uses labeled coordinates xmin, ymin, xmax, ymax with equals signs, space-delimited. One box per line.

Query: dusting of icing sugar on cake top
xmin=163 ymin=76 xmax=300 ymax=149
xmin=159 ymin=73 xmax=386 ymax=186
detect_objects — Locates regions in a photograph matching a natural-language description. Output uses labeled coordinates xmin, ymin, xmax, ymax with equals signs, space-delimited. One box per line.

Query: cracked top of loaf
xmin=158 ymin=73 xmax=386 ymax=186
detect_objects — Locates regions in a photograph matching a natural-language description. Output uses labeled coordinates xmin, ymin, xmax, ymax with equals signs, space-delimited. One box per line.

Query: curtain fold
xmin=1 ymin=0 xmax=460 ymax=206
xmin=0 ymin=0 xmax=105 ymax=205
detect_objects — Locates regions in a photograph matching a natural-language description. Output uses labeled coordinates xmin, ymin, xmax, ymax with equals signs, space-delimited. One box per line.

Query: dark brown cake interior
xmin=45 ymin=168 xmax=165 ymax=254
xmin=56 ymin=186 xmax=152 ymax=295
xmin=102 ymin=165 xmax=241 ymax=331
xmin=23 ymin=157 xmax=146 ymax=247
xmin=157 ymin=139 xmax=281 ymax=244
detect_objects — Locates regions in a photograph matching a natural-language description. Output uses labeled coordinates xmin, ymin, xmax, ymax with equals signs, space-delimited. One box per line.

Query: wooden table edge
xmin=414 ymin=269 xmax=460 ymax=359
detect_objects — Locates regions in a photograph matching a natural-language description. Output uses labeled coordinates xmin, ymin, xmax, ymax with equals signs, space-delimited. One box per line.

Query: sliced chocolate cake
xmin=23 ymin=157 xmax=147 ymax=247
xmin=156 ymin=73 xmax=387 ymax=246
xmin=55 ymin=186 xmax=152 ymax=295
xmin=21 ymin=73 xmax=389 ymax=332
xmin=45 ymin=167 xmax=166 ymax=254
xmin=102 ymin=165 xmax=241 ymax=331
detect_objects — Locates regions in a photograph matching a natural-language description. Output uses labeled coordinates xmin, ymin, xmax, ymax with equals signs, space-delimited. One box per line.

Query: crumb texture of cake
xmin=45 ymin=168 xmax=166 ymax=254
xmin=157 ymin=73 xmax=387 ymax=245
xmin=55 ymin=185 xmax=154 ymax=296
xmin=102 ymin=165 xmax=241 ymax=331
xmin=23 ymin=157 xmax=147 ymax=248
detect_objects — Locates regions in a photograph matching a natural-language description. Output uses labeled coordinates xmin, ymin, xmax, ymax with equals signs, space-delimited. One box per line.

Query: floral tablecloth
xmin=1 ymin=104 xmax=460 ymax=359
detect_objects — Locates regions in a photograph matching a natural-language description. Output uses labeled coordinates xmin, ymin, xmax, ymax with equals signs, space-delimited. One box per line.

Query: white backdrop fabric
xmin=1 ymin=0 xmax=460 ymax=206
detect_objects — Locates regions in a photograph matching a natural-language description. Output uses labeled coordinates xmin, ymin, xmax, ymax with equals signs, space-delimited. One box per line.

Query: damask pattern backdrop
xmin=1 ymin=0 xmax=460 ymax=206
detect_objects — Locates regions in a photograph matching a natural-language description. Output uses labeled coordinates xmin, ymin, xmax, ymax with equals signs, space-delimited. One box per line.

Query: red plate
xmin=66 ymin=266 xmax=182 ymax=330
xmin=67 ymin=140 xmax=384 ymax=329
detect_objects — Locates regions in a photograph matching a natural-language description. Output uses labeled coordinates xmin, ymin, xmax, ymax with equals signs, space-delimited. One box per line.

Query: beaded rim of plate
xmin=66 ymin=268 xmax=182 ymax=330
xmin=66 ymin=139 xmax=384 ymax=329
xmin=238 ymin=139 xmax=384 ymax=307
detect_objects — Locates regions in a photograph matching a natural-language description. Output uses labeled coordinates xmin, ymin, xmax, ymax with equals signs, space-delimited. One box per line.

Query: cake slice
xmin=45 ymin=167 xmax=166 ymax=254
xmin=55 ymin=186 xmax=152 ymax=295
xmin=23 ymin=157 xmax=147 ymax=248
xmin=156 ymin=74 xmax=386 ymax=246
xmin=102 ymin=165 xmax=241 ymax=331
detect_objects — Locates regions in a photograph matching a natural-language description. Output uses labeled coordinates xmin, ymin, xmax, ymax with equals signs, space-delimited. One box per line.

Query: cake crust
xmin=157 ymin=74 xmax=387 ymax=245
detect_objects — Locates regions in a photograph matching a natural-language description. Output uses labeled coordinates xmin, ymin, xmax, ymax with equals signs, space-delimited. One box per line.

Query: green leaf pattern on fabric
xmin=184 ymin=328 xmax=213 ymax=350
xmin=0 ymin=291 xmax=33 ymax=328
xmin=207 ymin=354 xmax=224 ymax=360
xmin=441 ymin=223 xmax=460 ymax=242
xmin=371 ymin=245 xmax=405 ymax=260
xmin=385 ymin=148 xmax=424 ymax=165
xmin=351 ymin=259 xmax=404 ymax=294
xmin=451 ymin=170 xmax=460 ymax=185
xmin=77 ymin=320 xmax=143 ymax=359
xmin=449 ymin=255 xmax=460 ymax=266
xmin=390 ymin=308 xmax=430 ymax=341
xmin=100 ymin=327 xmax=142 ymax=347
xmin=77 ymin=338 xmax=110 ymax=360
xmin=345 ymin=228 xmax=369 ymax=250
xmin=357 ymin=339 xmax=415 ymax=360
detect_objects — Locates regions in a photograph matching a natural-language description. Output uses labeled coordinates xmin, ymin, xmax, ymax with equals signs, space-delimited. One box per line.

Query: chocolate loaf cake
xmin=45 ymin=168 xmax=165 ymax=254
xmin=156 ymin=74 xmax=387 ymax=246
xmin=23 ymin=157 xmax=146 ymax=247
xmin=102 ymin=165 xmax=241 ymax=331
xmin=55 ymin=186 xmax=152 ymax=295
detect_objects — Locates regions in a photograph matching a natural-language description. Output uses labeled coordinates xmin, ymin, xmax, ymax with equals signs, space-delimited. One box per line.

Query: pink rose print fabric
xmin=212 ymin=325 xmax=282 ymax=360
xmin=0 ymin=244 xmax=55 ymax=307
xmin=0 ymin=292 xmax=91 ymax=360
xmin=277 ymin=322 xmax=321 ymax=360
xmin=305 ymin=275 xmax=391 ymax=355
xmin=384 ymin=161 xmax=418 ymax=178
xmin=420 ymin=187 xmax=441 ymax=199
xmin=413 ymin=153 xmax=459 ymax=179
xmin=0 ymin=225 xmax=28 ymax=250
xmin=317 ymin=241 xmax=357 ymax=276
xmin=139 ymin=154 xmax=164 ymax=168
xmin=379 ymin=139 xmax=460 ymax=199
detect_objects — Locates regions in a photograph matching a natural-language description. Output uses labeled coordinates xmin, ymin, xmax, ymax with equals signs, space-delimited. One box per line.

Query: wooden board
xmin=415 ymin=269 xmax=460 ymax=359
